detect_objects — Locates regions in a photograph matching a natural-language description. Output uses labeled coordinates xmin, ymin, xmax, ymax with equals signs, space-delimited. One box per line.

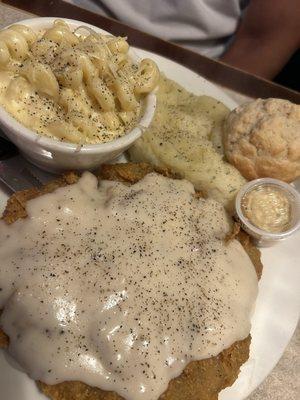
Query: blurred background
xmin=67 ymin=0 xmax=300 ymax=91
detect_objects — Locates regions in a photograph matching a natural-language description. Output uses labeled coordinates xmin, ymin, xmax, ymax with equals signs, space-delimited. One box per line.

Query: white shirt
xmin=67 ymin=0 xmax=248 ymax=58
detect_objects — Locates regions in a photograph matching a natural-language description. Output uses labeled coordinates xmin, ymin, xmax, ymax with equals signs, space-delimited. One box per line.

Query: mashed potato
xmin=129 ymin=76 xmax=246 ymax=210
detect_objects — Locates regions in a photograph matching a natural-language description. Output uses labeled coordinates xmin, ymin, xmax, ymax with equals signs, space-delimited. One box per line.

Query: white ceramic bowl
xmin=0 ymin=17 xmax=156 ymax=172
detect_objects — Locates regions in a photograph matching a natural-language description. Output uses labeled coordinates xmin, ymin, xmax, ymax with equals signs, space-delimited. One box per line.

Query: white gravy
xmin=0 ymin=172 xmax=258 ymax=400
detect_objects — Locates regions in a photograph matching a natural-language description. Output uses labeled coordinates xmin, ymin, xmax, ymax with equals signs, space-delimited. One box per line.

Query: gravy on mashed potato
xmin=129 ymin=76 xmax=246 ymax=210
xmin=0 ymin=172 xmax=257 ymax=400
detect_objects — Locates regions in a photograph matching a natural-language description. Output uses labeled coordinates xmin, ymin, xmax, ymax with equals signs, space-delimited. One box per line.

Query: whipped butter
xmin=0 ymin=172 xmax=258 ymax=400
xmin=241 ymin=185 xmax=291 ymax=233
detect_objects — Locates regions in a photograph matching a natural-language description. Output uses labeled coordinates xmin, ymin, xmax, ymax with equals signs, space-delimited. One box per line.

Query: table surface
xmin=0 ymin=2 xmax=299 ymax=400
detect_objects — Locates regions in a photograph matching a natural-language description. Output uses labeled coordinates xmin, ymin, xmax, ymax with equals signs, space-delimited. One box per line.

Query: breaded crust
xmin=0 ymin=163 xmax=263 ymax=400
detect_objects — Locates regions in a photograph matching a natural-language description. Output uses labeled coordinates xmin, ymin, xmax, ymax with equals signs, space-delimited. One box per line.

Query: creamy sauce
xmin=0 ymin=21 xmax=159 ymax=144
xmin=0 ymin=173 xmax=258 ymax=400
xmin=242 ymin=185 xmax=291 ymax=233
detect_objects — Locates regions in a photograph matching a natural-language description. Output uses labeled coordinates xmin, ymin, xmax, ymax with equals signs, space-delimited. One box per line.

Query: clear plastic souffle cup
xmin=235 ymin=178 xmax=300 ymax=247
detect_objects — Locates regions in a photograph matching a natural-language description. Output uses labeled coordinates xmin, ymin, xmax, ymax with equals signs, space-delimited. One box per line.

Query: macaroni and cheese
xmin=0 ymin=20 xmax=159 ymax=144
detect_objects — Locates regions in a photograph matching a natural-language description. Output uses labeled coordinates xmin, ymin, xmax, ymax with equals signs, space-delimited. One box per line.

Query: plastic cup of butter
xmin=235 ymin=178 xmax=300 ymax=247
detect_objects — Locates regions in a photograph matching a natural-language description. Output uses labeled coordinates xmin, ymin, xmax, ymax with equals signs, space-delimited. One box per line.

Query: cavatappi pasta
xmin=0 ymin=20 xmax=159 ymax=144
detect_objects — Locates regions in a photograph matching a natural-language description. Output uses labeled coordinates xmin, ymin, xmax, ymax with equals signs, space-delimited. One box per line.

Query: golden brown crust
xmin=2 ymin=172 xmax=79 ymax=224
xmin=223 ymin=98 xmax=300 ymax=182
xmin=37 ymin=336 xmax=250 ymax=400
xmin=0 ymin=162 xmax=261 ymax=400
xmin=224 ymin=222 xmax=240 ymax=243
xmin=97 ymin=163 xmax=163 ymax=183
xmin=0 ymin=322 xmax=9 ymax=348
xmin=236 ymin=230 xmax=263 ymax=279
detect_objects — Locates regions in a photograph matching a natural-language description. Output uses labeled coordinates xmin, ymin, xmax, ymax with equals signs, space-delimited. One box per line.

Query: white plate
xmin=0 ymin=45 xmax=299 ymax=400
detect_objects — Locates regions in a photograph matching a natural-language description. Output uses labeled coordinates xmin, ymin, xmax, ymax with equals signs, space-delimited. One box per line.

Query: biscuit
xmin=223 ymin=98 xmax=300 ymax=182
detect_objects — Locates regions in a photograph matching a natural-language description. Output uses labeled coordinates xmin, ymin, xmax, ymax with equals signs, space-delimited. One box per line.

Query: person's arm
xmin=220 ymin=0 xmax=300 ymax=79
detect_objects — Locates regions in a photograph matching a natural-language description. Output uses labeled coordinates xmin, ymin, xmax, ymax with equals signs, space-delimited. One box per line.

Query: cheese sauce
xmin=0 ymin=22 xmax=160 ymax=145
xmin=0 ymin=173 xmax=258 ymax=400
